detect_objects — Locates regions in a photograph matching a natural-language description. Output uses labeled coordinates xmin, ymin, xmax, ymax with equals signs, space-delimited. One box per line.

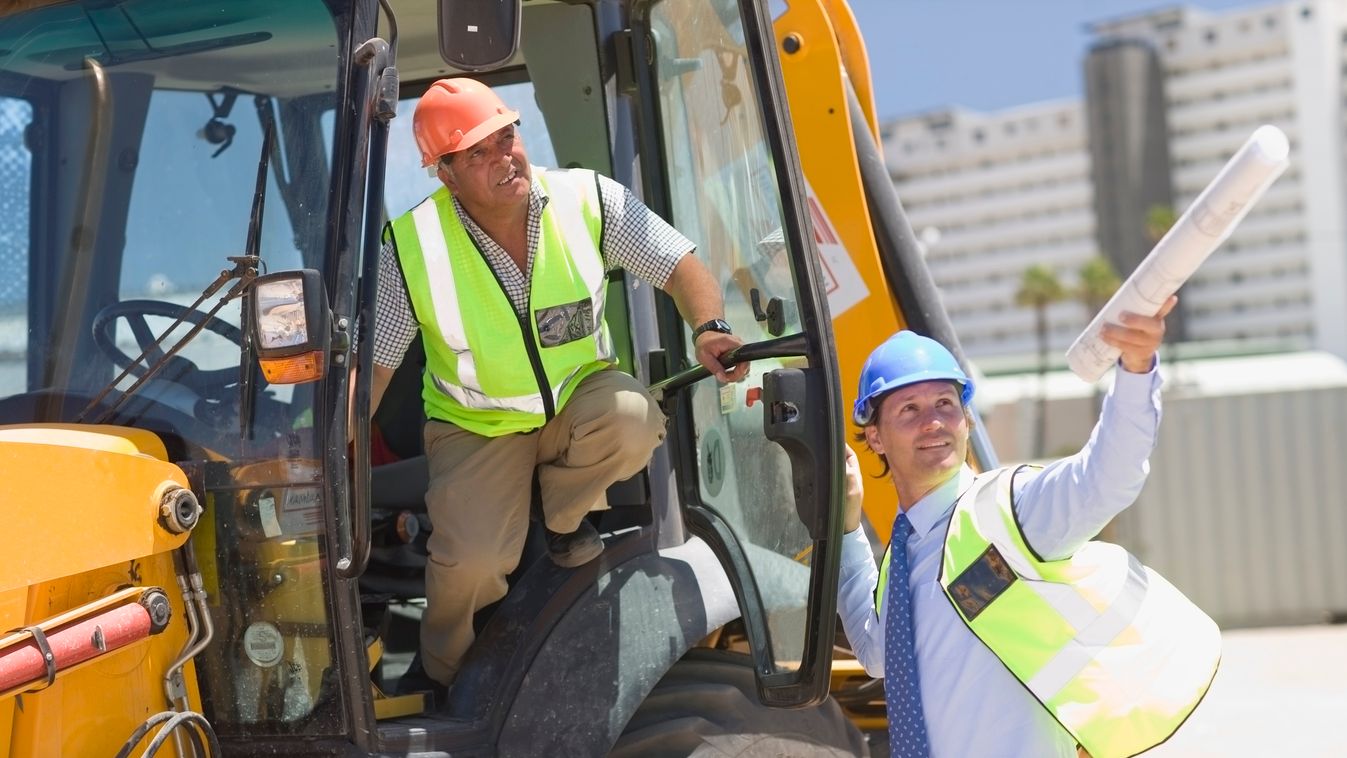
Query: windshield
xmin=0 ymin=0 xmax=346 ymax=738
xmin=0 ymin=0 xmax=338 ymax=445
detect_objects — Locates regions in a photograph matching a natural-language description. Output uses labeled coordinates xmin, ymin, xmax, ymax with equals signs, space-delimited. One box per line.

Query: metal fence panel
xmin=1113 ymin=386 xmax=1347 ymax=627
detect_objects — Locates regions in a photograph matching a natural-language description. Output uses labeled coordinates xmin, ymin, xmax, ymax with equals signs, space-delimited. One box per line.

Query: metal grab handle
xmin=339 ymin=37 xmax=396 ymax=579
xmin=647 ymin=331 xmax=808 ymax=403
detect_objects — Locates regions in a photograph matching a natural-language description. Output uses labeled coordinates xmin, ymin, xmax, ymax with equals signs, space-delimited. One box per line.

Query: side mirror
xmin=248 ymin=269 xmax=331 ymax=385
xmin=438 ymin=0 xmax=522 ymax=71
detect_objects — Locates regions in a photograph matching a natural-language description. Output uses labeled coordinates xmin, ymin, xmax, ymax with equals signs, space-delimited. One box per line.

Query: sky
xmin=844 ymin=0 xmax=1267 ymax=120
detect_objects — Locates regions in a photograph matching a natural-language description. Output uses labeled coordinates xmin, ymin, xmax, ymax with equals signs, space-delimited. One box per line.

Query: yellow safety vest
xmin=387 ymin=168 xmax=615 ymax=437
xmin=927 ymin=465 xmax=1220 ymax=758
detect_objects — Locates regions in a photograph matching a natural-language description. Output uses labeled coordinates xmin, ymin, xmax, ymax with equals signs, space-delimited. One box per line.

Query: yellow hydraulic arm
xmin=772 ymin=0 xmax=905 ymax=535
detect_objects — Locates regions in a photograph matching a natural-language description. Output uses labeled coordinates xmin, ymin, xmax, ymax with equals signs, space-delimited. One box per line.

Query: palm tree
xmin=1145 ymin=204 xmax=1179 ymax=245
xmin=1076 ymin=256 xmax=1122 ymax=415
xmin=1145 ymin=203 xmax=1183 ymax=364
xmin=1015 ymin=264 xmax=1066 ymax=458
xmin=1077 ymin=256 xmax=1121 ymax=319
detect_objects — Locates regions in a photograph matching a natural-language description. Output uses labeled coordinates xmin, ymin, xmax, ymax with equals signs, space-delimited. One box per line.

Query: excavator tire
xmin=610 ymin=649 xmax=869 ymax=757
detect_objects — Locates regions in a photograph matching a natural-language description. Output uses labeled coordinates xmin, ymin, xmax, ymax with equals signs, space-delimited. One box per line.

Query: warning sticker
xmin=802 ymin=178 xmax=868 ymax=318
xmin=254 ymin=487 xmax=322 ymax=538
xmin=280 ymin=487 xmax=322 ymax=535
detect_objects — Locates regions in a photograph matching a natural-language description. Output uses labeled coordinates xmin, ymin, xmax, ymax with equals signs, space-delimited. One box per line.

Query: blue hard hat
xmin=852 ymin=330 xmax=974 ymax=425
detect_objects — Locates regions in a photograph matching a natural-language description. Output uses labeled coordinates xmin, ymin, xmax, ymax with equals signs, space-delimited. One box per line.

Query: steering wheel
xmin=91 ymin=299 xmax=248 ymax=396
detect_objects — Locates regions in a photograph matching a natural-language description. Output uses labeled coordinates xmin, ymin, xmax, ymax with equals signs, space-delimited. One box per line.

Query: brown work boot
xmin=545 ymin=520 xmax=604 ymax=567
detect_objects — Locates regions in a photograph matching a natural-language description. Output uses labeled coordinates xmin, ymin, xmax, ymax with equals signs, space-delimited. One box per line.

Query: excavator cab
xmin=0 ymin=0 xmax=856 ymax=754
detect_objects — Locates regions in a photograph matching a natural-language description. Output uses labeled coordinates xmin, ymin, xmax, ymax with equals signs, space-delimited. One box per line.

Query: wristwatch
xmin=692 ymin=318 xmax=733 ymax=339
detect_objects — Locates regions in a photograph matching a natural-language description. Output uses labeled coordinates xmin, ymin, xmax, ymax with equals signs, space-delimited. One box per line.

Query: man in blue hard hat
xmin=836 ymin=296 xmax=1220 ymax=758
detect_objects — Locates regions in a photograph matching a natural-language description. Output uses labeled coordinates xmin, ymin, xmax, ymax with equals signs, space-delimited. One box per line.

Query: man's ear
xmin=863 ymin=425 xmax=884 ymax=456
xmin=437 ymin=161 xmax=458 ymax=192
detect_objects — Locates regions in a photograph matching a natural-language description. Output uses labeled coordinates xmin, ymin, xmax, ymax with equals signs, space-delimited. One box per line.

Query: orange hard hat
xmin=412 ymin=77 xmax=521 ymax=167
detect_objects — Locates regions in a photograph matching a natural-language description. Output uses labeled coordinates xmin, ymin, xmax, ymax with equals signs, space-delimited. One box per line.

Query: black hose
xmin=116 ymin=710 xmax=220 ymax=758
xmin=142 ymin=711 xmax=220 ymax=757
xmin=115 ymin=712 xmax=174 ymax=758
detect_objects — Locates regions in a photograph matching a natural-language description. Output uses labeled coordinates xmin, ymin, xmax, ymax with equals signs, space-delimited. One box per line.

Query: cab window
xmin=0 ymin=96 xmax=32 ymax=397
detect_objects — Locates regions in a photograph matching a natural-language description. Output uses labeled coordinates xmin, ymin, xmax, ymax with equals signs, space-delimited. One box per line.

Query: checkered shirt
xmin=373 ymin=170 xmax=694 ymax=369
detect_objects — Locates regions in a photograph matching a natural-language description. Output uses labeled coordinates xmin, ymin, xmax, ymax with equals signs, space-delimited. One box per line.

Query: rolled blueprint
xmin=1066 ymin=124 xmax=1290 ymax=381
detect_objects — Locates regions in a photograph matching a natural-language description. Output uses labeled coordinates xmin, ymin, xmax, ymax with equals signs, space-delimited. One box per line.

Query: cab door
xmin=632 ymin=0 xmax=845 ymax=706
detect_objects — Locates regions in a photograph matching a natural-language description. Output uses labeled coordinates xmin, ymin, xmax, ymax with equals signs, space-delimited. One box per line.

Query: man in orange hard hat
xmin=369 ymin=77 xmax=746 ymax=689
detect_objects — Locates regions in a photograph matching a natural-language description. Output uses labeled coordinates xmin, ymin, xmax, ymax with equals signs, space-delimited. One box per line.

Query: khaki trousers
xmin=418 ymin=368 xmax=666 ymax=684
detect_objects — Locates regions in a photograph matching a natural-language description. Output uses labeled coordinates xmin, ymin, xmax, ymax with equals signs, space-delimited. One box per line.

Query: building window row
xmin=931 ymin=203 xmax=1086 ymax=237
xmin=1189 ymin=292 xmax=1311 ymax=319
xmin=935 ymin=255 xmax=1092 ymax=293
xmin=901 ymin=171 xmax=1085 ymax=211
xmin=1163 ymin=43 xmax=1289 ymax=77
xmin=893 ymin=139 xmax=1080 ymax=171
xmin=1189 ymin=258 xmax=1309 ymax=290
xmin=895 ymin=115 xmax=1078 ymax=155
xmin=957 ymin=321 xmax=1081 ymax=348
xmin=1171 ymin=131 xmax=1297 ymax=169
xmin=1174 ymin=76 xmax=1293 ymax=107
xmin=1169 ymin=104 xmax=1292 ymax=137
xmin=1176 ymin=168 xmax=1302 ymax=204
xmin=1162 ymin=12 xmax=1281 ymax=53
xmin=930 ymin=233 xmax=1092 ymax=266
xmin=909 ymin=184 xmax=1090 ymax=225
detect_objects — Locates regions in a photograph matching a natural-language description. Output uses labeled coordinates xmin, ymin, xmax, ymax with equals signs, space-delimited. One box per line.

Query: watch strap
xmin=692 ymin=318 xmax=732 ymax=338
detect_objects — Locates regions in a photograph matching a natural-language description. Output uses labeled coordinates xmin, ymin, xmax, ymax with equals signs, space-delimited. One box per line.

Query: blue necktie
xmin=885 ymin=513 xmax=931 ymax=757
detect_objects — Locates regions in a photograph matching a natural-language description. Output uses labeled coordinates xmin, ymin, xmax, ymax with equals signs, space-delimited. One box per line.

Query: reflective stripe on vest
xmin=875 ymin=537 xmax=893 ymax=617
xmin=935 ymin=466 xmax=1220 ymax=758
xmin=390 ymin=168 xmax=614 ymax=436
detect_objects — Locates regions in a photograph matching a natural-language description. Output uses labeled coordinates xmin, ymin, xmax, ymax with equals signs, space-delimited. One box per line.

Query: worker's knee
xmin=608 ymin=387 xmax=666 ymax=446
xmin=575 ymin=387 xmax=665 ymax=459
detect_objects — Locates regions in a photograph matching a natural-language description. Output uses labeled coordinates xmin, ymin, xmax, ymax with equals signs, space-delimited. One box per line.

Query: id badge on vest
xmin=535 ymin=297 xmax=596 ymax=347
xmin=948 ymin=543 xmax=1017 ymax=621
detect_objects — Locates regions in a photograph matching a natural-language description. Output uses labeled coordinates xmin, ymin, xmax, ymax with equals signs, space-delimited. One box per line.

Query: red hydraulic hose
xmin=0 ymin=601 xmax=154 ymax=693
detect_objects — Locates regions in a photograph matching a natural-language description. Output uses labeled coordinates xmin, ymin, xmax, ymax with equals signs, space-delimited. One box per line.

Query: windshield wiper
xmin=238 ymin=98 xmax=278 ymax=440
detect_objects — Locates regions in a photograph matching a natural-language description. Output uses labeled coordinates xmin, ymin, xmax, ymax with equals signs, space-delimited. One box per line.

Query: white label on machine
xmin=281 ymin=487 xmax=322 ymax=536
xmin=1065 ymin=125 xmax=1290 ymax=382
xmin=719 ymin=382 xmax=736 ymax=415
xmin=257 ymin=494 xmax=282 ymax=539
xmin=803 ymin=178 xmax=868 ymax=318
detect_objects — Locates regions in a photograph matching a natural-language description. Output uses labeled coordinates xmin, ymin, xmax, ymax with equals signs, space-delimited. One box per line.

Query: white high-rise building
xmin=885 ymin=0 xmax=1347 ymax=364
xmin=883 ymin=101 xmax=1094 ymax=362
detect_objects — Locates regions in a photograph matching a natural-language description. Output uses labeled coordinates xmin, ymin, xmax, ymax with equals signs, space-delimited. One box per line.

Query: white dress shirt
xmin=838 ymin=364 xmax=1163 ymax=756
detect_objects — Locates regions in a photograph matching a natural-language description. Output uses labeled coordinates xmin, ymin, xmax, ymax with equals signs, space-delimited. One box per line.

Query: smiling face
xmin=863 ymin=379 xmax=970 ymax=509
xmin=437 ymin=123 xmax=531 ymax=216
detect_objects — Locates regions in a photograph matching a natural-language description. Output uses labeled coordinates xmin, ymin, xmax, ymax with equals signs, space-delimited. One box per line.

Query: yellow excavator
xmin=0 ymin=0 xmax=991 ymax=754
